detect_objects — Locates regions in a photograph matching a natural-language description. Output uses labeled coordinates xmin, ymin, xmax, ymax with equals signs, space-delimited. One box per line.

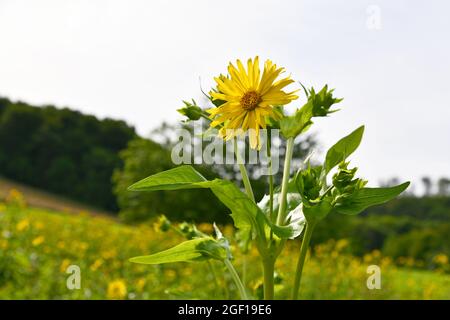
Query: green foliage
xmin=129 ymin=165 xmax=305 ymax=240
xmin=306 ymin=85 xmax=342 ymax=117
xmin=2 ymin=202 xmax=449 ymax=299
xmin=113 ymin=139 xmax=230 ymax=223
xmin=324 ymin=126 xmax=364 ymax=173
xmin=280 ymin=103 xmax=313 ymax=138
xmin=334 ymin=182 xmax=410 ymax=215
xmin=383 ymin=224 xmax=450 ymax=262
xmin=177 ymin=100 xmax=205 ymax=121
xmin=0 ymin=98 xmax=136 ymax=211
xmin=280 ymin=84 xmax=342 ymax=139
xmin=129 ymin=165 xmax=206 ymax=191
xmin=295 ymin=164 xmax=323 ymax=206
xmin=129 ymin=238 xmax=227 ymax=264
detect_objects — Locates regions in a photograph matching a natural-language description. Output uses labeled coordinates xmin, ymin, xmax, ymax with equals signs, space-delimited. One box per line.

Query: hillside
xmin=0 ymin=177 xmax=111 ymax=217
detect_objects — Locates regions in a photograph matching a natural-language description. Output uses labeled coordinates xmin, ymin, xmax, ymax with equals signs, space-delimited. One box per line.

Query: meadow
xmin=0 ymin=189 xmax=449 ymax=300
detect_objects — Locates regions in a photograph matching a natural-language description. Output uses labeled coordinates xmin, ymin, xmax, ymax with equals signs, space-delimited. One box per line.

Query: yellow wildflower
xmin=60 ymin=259 xmax=71 ymax=272
xmin=34 ymin=221 xmax=44 ymax=230
xmin=136 ymin=278 xmax=146 ymax=292
xmin=90 ymin=259 xmax=104 ymax=271
xmin=16 ymin=219 xmax=30 ymax=232
xmin=6 ymin=189 xmax=26 ymax=207
xmin=433 ymin=254 xmax=448 ymax=265
xmin=0 ymin=239 xmax=8 ymax=250
xmin=107 ymin=279 xmax=127 ymax=299
xmin=208 ymin=56 xmax=298 ymax=149
xmin=32 ymin=236 xmax=45 ymax=246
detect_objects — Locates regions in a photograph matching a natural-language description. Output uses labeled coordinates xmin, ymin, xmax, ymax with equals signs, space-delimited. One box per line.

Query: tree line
xmin=0 ymin=97 xmax=136 ymax=211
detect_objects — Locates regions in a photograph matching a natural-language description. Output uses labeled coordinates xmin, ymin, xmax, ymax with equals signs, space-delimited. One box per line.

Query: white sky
xmin=0 ymin=0 xmax=449 ymax=194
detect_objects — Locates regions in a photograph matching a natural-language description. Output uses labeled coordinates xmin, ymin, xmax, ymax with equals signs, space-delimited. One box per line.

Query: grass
xmin=0 ymin=190 xmax=449 ymax=300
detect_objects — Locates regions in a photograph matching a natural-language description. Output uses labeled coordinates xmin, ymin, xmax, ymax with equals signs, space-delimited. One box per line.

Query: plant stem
xmin=262 ymin=258 xmax=275 ymax=300
xmin=267 ymin=132 xmax=275 ymax=223
xmin=234 ymin=138 xmax=255 ymax=203
xmin=276 ymin=137 xmax=295 ymax=225
xmin=207 ymin=260 xmax=221 ymax=298
xmin=224 ymin=259 xmax=249 ymax=300
xmin=242 ymin=254 xmax=247 ymax=287
xmin=292 ymin=221 xmax=316 ymax=299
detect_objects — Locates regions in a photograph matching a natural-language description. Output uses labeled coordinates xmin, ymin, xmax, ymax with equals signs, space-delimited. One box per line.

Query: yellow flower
xmin=34 ymin=221 xmax=44 ymax=230
xmin=16 ymin=219 xmax=30 ymax=232
xmin=335 ymin=239 xmax=349 ymax=252
xmin=208 ymin=56 xmax=298 ymax=149
xmin=6 ymin=189 xmax=26 ymax=207
xmin=433 ymin=254 xmax=448 ymax=265
xmin=60 ymin=259 xmax=71 ymax=272
xmin=136 ymin=278 xmax=147 ymax=292
xmin=32 ymin=236 xmax=45 ymax=246
xmin=107 ymin=279 xmax=127 ymax=299
xmin=57 ymin=241 xmax=65 ymax=249
xmin=0 ymin=239 xmax=8 ymax=250
xmin=90 ymin=258 xmax=104 ymax=271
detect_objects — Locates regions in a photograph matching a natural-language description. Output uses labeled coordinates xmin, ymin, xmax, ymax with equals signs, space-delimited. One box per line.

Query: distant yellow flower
xmin=57 ymin=241 xmax=65 ymax=249
xmin=136 ymin=278 xmax=147 ymax=292
xmin=90 ymin=259 xmax=104 ymax=271
xmin=102 ymin=249 xmax=117 ymax=260
xmin=433 ymin=254 xmax=448 ymax=265
xmin=0 ymin=239 xmax=8 ymax=250
xmin=78 ymin=242 xmax=89 ymax=252
xmin=197 ymin=223 xmax=214 ymax=234
xmin=34 ymin=221 xmax=44 ymax=230
xmin=335 ymin=239 xmax=349 ymax=252
xmin=32 ymin=236 xmax=45 ymax=246
xmin=107 ymin=279 xmax=127 ymax=299
xmin=164 ymin=269 xmax=177 ymax=281
xmin=208 ymin=56 xmax=298 ymax=149
xmin=16 ymin=219 xmax=30 ymax=232
xmin=60 ymin=259 xmax=71 ymax=272
xmin=6 ymin=189 xmax=26 ymax=207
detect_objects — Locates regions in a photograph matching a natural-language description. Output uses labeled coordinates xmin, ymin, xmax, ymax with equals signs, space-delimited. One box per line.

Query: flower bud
xmin=177 ymin=100 xmax=204 ymax=121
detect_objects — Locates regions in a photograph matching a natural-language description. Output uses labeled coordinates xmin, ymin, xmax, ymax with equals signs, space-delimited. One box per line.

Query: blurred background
xmin=0 ymin=0 xmax=449 ymax=299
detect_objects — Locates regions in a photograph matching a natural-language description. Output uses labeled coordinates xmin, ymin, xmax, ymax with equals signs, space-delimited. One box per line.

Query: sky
xmin=0 ymin=0 xmax=449 ymax=194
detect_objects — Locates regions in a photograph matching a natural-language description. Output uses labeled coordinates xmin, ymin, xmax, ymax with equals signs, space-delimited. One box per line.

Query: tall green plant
xmin=128 ymin=58 xmax=409 ymax=299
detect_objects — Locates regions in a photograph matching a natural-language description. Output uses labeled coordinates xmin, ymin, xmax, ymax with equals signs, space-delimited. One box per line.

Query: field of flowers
xmin=0 ymin=190 xmax=449 ymax=300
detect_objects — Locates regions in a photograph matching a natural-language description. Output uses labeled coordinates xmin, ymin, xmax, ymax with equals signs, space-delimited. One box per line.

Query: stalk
xmin=234 ymin=139 xmax=255 ymax=203
xmin=262 ymin=258 xmax=275 ymax=300
xmin=224 ymin=259 xmax=249 ymax=300
xmin=207 ymin=260 xmax=221 ymax=298
xmin=267 ymin=132 xmax=275 ymax=222
xmin=242 ymin=254 xmax=247 ymax=287
xmin=292 ymin=221 xmax=316 ymax=299
xmin=276 ymin=137 xmax=295 ymax=225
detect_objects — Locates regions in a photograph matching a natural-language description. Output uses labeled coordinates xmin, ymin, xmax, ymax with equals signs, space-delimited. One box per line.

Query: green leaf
xmin=308 ymin=85 xmax=343 ymax=117
xmin=129 ymin=165 xmax=302 ymax=240
xmin=177 ymin=100 xmax=205 ymax=121
xmin=128 ymin=165 xmax=207 ymax=191
xmin=303 ymin=199 xmax=333 ymax=222
xmin=334 ymin=182 xmax=410 ymax=215
xmin=324 ymin=126 xmax=365 ymax=174
xmin=128 ymin=166 xmax=260 ymax=240
xmin=258 ymin=193 xmax=306 ymax=239
xmin=129 ymin=238 xmax=214 ymax=264
xmin=279 ymin=102 xmax=314 ymax=138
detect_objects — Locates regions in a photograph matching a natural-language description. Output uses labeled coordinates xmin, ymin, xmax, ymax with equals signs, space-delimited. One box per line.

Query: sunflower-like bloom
xmin=208 ymin=56 xmax=298 ymax=149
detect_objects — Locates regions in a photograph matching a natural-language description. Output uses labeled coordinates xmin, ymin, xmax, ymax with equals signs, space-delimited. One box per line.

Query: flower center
xmin=240 ymin=91 xmax=261 ymax=110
